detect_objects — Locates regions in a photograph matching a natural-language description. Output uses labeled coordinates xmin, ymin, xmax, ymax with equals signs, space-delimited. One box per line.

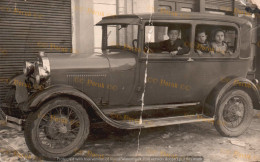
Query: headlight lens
xmin=34 ymin=52 xmax=50 ymax=84
xmin=23 ymin=51 xmax=50 ymax=86
xmin=34 ymin=63 xmax=50 ymax=84
xmin=23 ymin=67 xmax=27 ymax=75
xmin=23 ymin=61 xmax=34 ymax=76
xmin=35 ymin=74 xmax=41 ymax=84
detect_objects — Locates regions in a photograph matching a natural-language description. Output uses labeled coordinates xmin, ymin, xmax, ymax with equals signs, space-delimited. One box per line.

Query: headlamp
xmin=23 ymin=61 xmax=35 ymax=76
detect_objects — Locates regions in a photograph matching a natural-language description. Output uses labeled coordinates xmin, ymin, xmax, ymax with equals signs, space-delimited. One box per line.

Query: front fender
xmin=8 ymin=74 xmax=24 ymax=86
xmin=22 ymin=85 xmax=96 ymax=111
xmin=8 ymin=74 xmax=28 ymax=104
xmin=21 ymin=85 xmax=131 ymax=129
xmin=204 ymin=76 xmax=260 ymax=117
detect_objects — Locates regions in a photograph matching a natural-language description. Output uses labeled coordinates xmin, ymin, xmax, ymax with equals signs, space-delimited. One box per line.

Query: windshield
xmin=104 ymin=24 xmax=139 ymax=53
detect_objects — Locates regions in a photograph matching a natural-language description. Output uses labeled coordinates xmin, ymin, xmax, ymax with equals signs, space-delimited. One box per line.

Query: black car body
xmin=0 ymin=12 xmax=259 ymax=160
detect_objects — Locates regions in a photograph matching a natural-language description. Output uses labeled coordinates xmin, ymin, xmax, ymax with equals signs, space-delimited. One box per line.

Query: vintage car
xmin=0 ymin=12 xmax=260 ymax=160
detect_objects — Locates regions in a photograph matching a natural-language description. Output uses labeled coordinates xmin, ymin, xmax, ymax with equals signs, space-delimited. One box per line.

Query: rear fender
xmin=204 ymin=76 xmax=260 ymax=117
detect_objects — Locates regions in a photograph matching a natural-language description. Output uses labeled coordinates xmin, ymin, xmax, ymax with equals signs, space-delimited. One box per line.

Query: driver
xmin=149 ymin=26 xmax=190 ymax=56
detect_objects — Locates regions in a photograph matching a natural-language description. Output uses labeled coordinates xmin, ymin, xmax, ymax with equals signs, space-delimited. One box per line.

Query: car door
xmin=188 ymin=21 xmax=244 ymax=100
xmin=139 ymin=20 xmax=196 ymax=105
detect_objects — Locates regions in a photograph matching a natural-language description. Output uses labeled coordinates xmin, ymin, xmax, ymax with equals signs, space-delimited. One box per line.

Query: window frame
xmin=102 ymin=24 xmax=141 ymax=54
xmin=141 ymin=20 xmax=193 ymax=60
xmin=192 ymin=21 xmax=240 ymax=59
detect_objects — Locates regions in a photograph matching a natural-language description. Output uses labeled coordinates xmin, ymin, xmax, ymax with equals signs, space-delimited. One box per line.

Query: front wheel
xmin=24 ymin=98 xmax=90 ymax=160
xmin=215 ymin=89 xmax=254 ymax=137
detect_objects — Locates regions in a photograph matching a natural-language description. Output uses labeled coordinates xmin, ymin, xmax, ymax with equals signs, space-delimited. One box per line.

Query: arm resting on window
xmin=177 ymin=40 xmax=190 ymax=55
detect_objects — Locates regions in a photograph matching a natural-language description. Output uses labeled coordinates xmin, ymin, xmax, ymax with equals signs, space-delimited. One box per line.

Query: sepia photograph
xmin=0 ymin=0 xmax=260 ymax=161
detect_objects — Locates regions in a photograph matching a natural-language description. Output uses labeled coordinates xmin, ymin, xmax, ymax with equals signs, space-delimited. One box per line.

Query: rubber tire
xmin=214 ymin=89 xmax=254 ymax=137
xmin=24 ymin=97 xmax=90 ymax=161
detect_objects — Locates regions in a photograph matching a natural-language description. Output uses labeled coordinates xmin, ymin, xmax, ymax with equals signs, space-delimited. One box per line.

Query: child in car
xmin=147 ymin=26 xmax=189 ymax=55
xmin=211 ymin=29 xmax=233 ymax=55
xmin=160 ymin=26 xmax=189 ymax=56
xmin=195 ymin=29 xmax=214 ymax=55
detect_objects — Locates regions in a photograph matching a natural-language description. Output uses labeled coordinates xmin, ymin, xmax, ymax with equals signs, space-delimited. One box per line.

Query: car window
xmin=106 ymin=25 xmax=139 ymax=53
xmin=144 ymin=23 xmax=191 ymax=56
xmin=193 ymin=24 xmax=238 ymax=57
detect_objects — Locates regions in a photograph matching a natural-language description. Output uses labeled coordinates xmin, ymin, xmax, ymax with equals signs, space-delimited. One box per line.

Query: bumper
xmin=0 ymin=104 xmax=23 ymax=131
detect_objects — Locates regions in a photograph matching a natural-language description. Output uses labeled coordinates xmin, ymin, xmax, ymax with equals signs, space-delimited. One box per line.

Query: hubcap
xmin=222 ymin=96 xmax=245 ymax=128
xmin=59 ymin=126 xmax=68 ymax=134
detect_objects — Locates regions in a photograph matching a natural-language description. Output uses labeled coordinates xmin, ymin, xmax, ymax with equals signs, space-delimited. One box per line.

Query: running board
xmin=111 ymin=114 xmax=214 ymax=129
xmin=103 ymin=102 xmax=200 ymax=114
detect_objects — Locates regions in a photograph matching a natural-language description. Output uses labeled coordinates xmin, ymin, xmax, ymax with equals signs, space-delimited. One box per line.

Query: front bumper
xmin=0 ymin=104 xmax=24 ymax=131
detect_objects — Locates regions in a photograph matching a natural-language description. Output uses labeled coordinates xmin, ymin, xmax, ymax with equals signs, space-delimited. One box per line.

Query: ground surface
xmin=0 ymin=111 xmax=260 ymax=162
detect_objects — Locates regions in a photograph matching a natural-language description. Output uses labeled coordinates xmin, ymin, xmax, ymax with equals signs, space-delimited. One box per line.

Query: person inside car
xmin=147 ymin=26 xmax=190 ymax=56
xmin=195 ymin=29 xmax=214 ymax=55
xmin=211 ymin=29 xmax=233 ymax=55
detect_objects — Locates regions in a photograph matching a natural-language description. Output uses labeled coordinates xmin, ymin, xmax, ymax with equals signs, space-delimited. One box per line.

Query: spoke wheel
xmin=24 ymin=98 xmax=89 ymax=160
xmin=222 ymin=96 xmax=245 ymax=128
xmin=215 ymin=90 xmax=254 ymax=137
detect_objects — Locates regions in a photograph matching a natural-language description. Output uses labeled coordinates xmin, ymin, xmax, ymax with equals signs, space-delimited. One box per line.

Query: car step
xmin=117 ymin=114 xmax=214 ymax=129
xmin=0 ymin=107 xmax=23 ymax=131
xmin=103 ymin=102 xmax=200 ymax=114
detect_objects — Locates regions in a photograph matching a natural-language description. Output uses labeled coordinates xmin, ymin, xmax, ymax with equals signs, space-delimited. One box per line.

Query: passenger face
xmin=196 ymin=32 xmax=207 ymax=43
xmin=215 ymin=31 xmax=225 ymax=44
xmin=168 ymin=30 xmax=179 ymax=41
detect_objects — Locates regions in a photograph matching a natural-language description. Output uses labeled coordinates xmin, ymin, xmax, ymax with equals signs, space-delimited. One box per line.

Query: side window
xmin=194 ymin=25 xmax=238 ymax=57
xmin=106 ymin=25 xmax=139 ymax=53
xmin=180 ymin=8 xmax=192 ymax=12
xmin=158 ymin=6 xmax=172 ymax=12
xmin=144 ymin=23 xmax=191 ymax=56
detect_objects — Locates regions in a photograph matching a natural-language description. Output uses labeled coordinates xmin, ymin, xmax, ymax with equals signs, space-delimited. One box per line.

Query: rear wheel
xmin=24 ymin=98 xmax=90 ymax=160
xmin=215 ymin=89 xmax=254 ymax=137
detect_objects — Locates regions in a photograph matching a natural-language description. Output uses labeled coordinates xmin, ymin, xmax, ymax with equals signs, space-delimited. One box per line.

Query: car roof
xmin=97 ymin=12 xmax=254 ymax=26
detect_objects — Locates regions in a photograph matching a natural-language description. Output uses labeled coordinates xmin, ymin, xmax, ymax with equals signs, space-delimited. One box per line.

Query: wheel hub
xmin=45 ymin=114 xmax=71 ymax=139
xmin=59 ymin=126 xmax=68 ymax=134
xmin=223 ymin=97 xmax=245 ymax=127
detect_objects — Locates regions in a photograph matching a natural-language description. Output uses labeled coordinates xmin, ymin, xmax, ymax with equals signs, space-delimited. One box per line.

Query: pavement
xmin=0 ymin=111 xmax=259 ymax=162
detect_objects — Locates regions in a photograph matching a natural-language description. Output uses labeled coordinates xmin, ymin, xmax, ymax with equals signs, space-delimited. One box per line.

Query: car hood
xmin=47 ymin=53 xmax=109 ymax=71
xmin=46 ymin=50 xmax=136 ymax=71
